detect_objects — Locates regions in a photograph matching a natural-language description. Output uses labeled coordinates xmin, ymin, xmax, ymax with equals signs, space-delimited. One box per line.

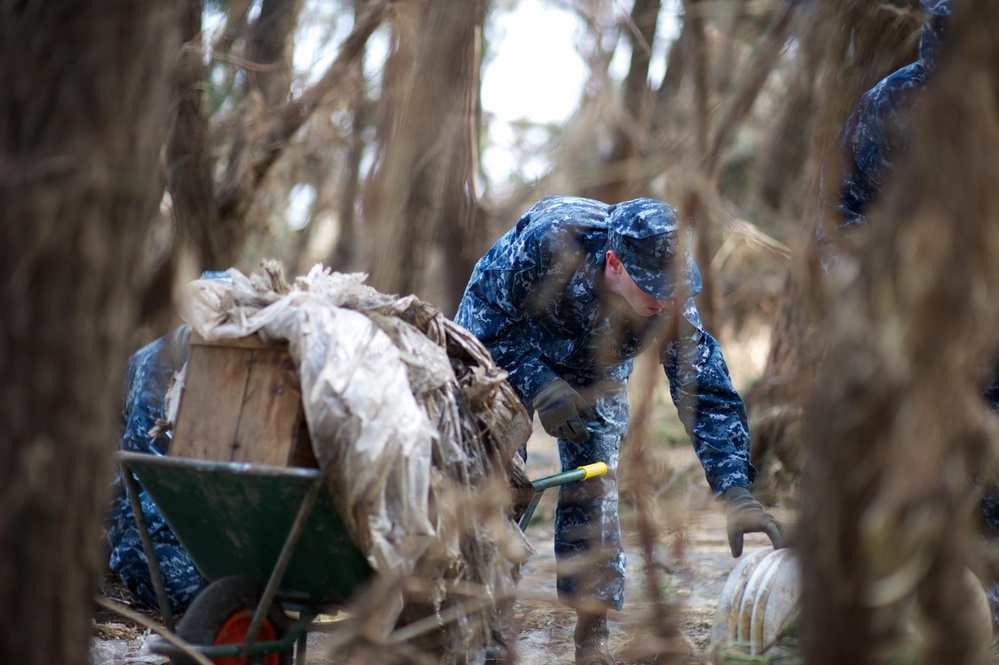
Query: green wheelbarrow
xmin=117 ymin=450 xmax=608 ymax=664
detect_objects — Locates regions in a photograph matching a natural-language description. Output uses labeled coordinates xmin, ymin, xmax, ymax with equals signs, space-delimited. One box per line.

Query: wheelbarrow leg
xmin=120 ymin=460 xmax=176 ymax=632
xmin=240 ymin=475 xmax=324 ymax=658
xmin=295 ymin=630 xmax=308 ymax=665
xmin=516 ymin=492 xmax=545 ymax=532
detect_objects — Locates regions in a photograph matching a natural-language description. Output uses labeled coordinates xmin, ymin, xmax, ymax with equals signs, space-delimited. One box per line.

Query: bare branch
xmin=216 ymin=0 xmax=393 ymax=223
xmin=93 ymin=597 xmax=216 ymax=665
xmin=705 ymin=0 xmax=799 ymax=175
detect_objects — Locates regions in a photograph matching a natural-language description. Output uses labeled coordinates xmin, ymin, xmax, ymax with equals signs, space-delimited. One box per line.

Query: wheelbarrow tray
xmin=119 ymin=451 xmax=373 ymax=608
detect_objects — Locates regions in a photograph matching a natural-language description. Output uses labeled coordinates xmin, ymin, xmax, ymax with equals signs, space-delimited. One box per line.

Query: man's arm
xmin=455 ymin=222 xmax=566 ymax=407
xmin=660 ymin=299 xmax=755 ymax=494
xmin=660 ymin=300 xmax=785 ymax=555
xmin=457 ymin=283 xmax=559 ymax=404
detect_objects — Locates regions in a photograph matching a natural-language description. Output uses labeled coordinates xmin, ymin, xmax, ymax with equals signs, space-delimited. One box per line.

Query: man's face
xmin=620 ymin=270 xmax=674 ymax=317
xmin=605 ymin=250 xmax=674 ymax=317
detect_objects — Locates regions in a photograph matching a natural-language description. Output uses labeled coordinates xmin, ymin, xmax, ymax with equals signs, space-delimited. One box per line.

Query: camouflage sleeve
xmin=820 ymin=69 xmax=923 ymax=268
xmin=660 ymin=299 xmax=756 ymax=494
xmin=120 ymin=325 xmax=190 ymax=456
xmin=836 ymin=104 xmax=881 ymax=230
xmin=457 ymin=264 xmax=560 ymax=405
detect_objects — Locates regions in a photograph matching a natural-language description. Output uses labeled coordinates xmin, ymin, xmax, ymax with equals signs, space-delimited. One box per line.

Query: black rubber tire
xmin=170 ymin=576 xmax=292 ymax=665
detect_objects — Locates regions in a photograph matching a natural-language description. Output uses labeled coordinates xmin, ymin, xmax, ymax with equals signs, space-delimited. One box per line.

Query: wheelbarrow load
xmin=123 ymin=261 xmax=547 ymax=662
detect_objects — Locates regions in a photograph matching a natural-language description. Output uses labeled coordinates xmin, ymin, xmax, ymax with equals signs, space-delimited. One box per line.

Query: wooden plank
xmin=188 ymin=330 xmax=286 ymax=350
xmin=169 ymin=344 xmax=250 ymax=461
xmin=170 ymin=335 xmax=316 ymax=468
xmin=230 ymin=348 xmax=304 ymax=467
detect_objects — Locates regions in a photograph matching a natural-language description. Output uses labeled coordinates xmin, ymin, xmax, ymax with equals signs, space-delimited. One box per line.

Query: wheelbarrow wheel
xmin=171 ymin=576 xmax=292 ymax=665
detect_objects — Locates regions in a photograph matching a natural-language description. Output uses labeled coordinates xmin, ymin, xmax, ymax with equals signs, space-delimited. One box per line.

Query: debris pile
xmin=181 ymin=261 xmax=533 ymax=654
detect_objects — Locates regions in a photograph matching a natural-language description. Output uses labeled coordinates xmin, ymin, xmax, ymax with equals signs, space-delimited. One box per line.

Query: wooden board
xmin=169 ymin=333 xmax=316 ymax=468
xmin=229 ymin=346 xmax=302 ymax=466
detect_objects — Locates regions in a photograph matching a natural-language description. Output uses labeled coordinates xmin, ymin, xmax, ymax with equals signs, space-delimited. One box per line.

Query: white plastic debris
xmin=182 ymin=262 xmax=532 ymax=650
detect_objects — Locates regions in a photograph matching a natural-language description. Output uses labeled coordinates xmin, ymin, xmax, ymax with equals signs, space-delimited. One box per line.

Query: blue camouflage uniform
xmin=820 ymin=0 xmax=999 ymax=427
xmin=455 ymin=196 xmax=755 ymax=610
xmin=106 ymin=272 xmax=234 ymax=612
xmin=816 ymin=2 xmax=947 ymax=268
xmin=105 ymin=325 xmax=205 ymax=615
xmin=819 ymin=0 xmax=999 ymax=623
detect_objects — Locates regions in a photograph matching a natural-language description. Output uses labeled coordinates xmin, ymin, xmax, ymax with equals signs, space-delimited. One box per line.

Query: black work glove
xmin=723 ymin=486 xmax=785 ymax=557
xmin=532 ymin=379 xmax=596 ymax=444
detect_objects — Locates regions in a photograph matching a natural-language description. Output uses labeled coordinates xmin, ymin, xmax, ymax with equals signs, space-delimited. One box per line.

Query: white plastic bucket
xmin=710 ymin=548 xmax=993 ymax=655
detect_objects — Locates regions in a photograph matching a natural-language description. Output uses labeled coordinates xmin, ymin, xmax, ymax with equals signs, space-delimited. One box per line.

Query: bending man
xmin=456 ymin=196 xmax=783 ymax=665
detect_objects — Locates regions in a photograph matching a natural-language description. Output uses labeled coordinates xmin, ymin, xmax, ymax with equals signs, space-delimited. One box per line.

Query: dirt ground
xmin=480 ymin=436 xmax=793 ymax=665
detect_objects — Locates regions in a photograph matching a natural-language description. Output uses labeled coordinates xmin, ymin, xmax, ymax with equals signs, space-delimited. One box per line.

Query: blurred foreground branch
xmin=800 ymin=1 xmax=999 ymax=662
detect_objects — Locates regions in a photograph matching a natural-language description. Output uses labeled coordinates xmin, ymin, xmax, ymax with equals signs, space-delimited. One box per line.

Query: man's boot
xmin=483 ymin=628 xmax=511 ymax=664
xmin=574 ymin=611 xmax=615 ymax=665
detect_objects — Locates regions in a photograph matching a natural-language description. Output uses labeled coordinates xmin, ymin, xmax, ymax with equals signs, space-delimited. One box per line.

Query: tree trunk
xmin=329 ymin=0 xmax=370 ymax=274
xmin=758 ymin=3 xmax=822 ymax=214
xmin=168 ymin=0 xmax=221 ymax=267
xmin=366 ymin=0 xmax=487 ymax=314
xmin=800 ymin=0 xmax=999 ymax=662
xmin=0 ymin=3 xmax=181 ymax=665
xmin=588 ymin=0 xmax=660 ymax=204
xmin=652 ymin=21 xmax=687 ymax=127
xmin=436 ymin=4 xmax=489 ymax=314
xmin=245 ymin=0 xmax=303 ymax=108
xmin=328 ymin=98 xmax=367 ymax=273
xmin=746 ymin=0 xmax=923 ymax=492
xmin=680 ymin=0 xmax=717 ymax=332
xmin=213 ymin=0 xmax=304 ymax=269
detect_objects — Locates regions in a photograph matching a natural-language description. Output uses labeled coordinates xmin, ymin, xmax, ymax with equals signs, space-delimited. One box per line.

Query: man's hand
xmin=723 ymin=486 xmax=785 ymax=557
xmin=532 ymin=379 xmax=595 ymax=443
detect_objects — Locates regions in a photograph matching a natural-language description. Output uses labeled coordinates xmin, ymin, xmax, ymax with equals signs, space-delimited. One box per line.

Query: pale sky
xmin=481 ymin=0 xmax=680 ymax=185
xmin=206 ymin=0 xmax=681 ymax=226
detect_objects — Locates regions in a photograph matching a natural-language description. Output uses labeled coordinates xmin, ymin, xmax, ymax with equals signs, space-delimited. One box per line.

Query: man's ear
xmin=605 ymin=249 xmax=623 ymax=275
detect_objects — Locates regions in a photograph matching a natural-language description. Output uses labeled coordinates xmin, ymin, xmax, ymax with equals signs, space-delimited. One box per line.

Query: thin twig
xmin=654 ymin=460 xmax=700 ymax=499
xmin=615 ymin=0 xmax=654 ymax=58
xmin=93 ymin=596 xmax=215 ymax=665
xmin=387 ymin=596 xmax=494 ymax=644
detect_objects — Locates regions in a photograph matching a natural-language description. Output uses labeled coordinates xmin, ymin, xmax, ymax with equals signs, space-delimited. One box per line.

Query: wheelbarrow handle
xmin=577 ymin=462 xmax=609 ymax=480
xmin=517 ymin=462 xmax=609 ymax=530
xmin=528 ymin=462 xmax=608 ymax=491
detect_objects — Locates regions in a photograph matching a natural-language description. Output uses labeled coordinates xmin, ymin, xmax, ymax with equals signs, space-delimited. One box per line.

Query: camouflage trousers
xmin=106 ymin=492 xmax=205 ymax=615
xmin=536 ymin=379 xmax=631 ymax=611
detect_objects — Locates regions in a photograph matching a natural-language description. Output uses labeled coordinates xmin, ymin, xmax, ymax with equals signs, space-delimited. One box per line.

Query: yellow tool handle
xmin=577 ymin=462 xmax=608 ymax=480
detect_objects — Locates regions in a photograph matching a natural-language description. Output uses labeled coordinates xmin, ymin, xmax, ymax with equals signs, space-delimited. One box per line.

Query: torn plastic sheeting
xmin=366 ymin=311 xmax=454 ymax=398
xmin=184 ymin=263 xmax=534 ymax=653
xmin=186 ymin=283 xmax=437 ymax=579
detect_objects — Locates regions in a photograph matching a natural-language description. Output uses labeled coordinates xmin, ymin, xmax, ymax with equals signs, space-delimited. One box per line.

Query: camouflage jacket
xmin=817 ymin=11 xmax=945 ymax=265
xmin=455 ymin=196 xmax=755 ymax=493
xmin=109 ymin=326 xmax=190 ymax=503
